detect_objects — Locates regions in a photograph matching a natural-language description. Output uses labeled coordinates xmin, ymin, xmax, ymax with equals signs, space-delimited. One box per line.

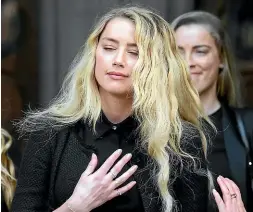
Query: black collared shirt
xmin=78 ymin=113 xmax=145 ymax=212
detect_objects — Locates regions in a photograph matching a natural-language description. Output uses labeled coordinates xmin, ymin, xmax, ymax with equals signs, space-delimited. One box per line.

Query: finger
xmin=217 ymin=176 xmax=232 ymax=206
xmin=224 ymin=178 xmax=238 ymax=212
xmin=213 ymin=189 xmax=226 ymax=212
xmin=101 ymin=153 xmax=133 ymax=185
xmin=96 ymin=149 xmax=122 ymax=176
xmin=105 ymin=153 xmax=132 ymax=181
xmin=82 ymin=153 xmax=98 ymax=176
xmin=227 ymin=179 xmax=246 ymax=212
xmin=108 ymin=181 xmax=136 ymax=200
xmin=111 ymin=165 xmax=138 ymax=189
xmin=223 ymin=178 xmax=237 ymax=206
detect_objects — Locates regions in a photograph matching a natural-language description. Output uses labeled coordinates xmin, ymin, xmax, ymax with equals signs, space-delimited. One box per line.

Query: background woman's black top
xmin=207 ymin=105 xmax=253 ymax=212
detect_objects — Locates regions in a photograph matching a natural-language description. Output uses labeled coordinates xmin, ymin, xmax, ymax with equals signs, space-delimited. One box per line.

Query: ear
xmin=218 ymin=63 xmax=224 ymax=74
xmin=219 ymin=63 xmax=224 ymax=69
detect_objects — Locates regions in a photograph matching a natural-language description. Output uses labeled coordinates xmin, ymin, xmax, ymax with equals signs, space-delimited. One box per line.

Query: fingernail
xmin=92 ymin=153 xmax=95 ymax=159
xmin=212 ymin=189 xmax=217 ymax=195
xmin=217 ymin=175 xmax=222 ymax=180
xmin=132 ymin=165 xmax=138 ymax=170
xmin=117 ymin=149 xmax=122 ymax=154
xmin=126 ymin=153 xmax=132 ymax=159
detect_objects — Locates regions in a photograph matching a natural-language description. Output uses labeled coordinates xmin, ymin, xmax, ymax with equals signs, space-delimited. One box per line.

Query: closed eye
xmin=196 ymin=51 xmax=207 ymax=55
xmin=103 ymin=46 xmax=116 ymax=51
xmin=128 ymin=51 xmax=139 ymax=56
xmin=194 ymin=46 xmax=210 ymax=55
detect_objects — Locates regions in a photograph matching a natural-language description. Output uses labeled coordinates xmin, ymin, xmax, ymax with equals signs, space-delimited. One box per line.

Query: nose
xmin=185 ymin=53 xmax=196 ymax=69
xmin=113 ymin=49 xmax=125 ymax=68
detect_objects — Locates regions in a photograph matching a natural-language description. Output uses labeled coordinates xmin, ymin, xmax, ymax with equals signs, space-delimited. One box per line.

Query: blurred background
xmin=2 ymin=0 xmax=253 ymax=167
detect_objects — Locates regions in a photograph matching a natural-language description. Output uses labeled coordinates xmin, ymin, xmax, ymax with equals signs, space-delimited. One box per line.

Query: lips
xmin=190 ymin=72 xmax=202 ymax=75
xmin=107 ymin=71 xmax=128 ymax=77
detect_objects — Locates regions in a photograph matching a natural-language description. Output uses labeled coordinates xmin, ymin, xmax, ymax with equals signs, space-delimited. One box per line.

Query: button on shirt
xmin=78 ymin=113 xmax=145 ymax=212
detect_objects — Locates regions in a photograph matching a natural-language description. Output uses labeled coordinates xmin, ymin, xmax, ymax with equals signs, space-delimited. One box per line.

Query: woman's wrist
xmin=52 ymin=201 xmax=76 ymax=212
xmin=52 ymin=198 xmax=90 ymax=212
xmin=65 ymin=199 xmax=79 ymax=212
xmin=66 ymin=201 xmax=76 ymax=212
xmin=65 ymin=197 xmax=91 ymax=212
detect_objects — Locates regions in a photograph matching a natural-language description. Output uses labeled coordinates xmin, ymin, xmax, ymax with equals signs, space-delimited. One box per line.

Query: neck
xmin=100 ymin=90 xmax=133 ymax=124
xmin=200 ymin=87 xmax=221 ymax=116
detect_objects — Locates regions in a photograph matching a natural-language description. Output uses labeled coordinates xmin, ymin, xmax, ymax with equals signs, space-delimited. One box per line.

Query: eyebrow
xmin=178 ymin=45 xmax=211 ymax=50
xmin=193 ymin=45 xmax=211 ymax=49
xmin=101 ymin=37 xmax=137 ymax=48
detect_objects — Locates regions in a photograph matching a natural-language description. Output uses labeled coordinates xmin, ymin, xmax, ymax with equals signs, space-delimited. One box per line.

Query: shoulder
xmin=229 ymin=106 xmax=253 ymax=129
xmin=230 ymin=106 xmax=253 ymax=114
xmin=180 ymin=122 xmax=204 ymax=155
xmin=172 ymin=123 xmax=209 ymax=211
xmin=169 ymin=122 xmax=207 ymax=176
xmin=224 ymin=104 xmax=253 ymax=117
xmin=22 ymin=120 xmax=85 ymax=153
xmin=181 ymin=122 xmax=207 ymax=172
xmin=234 ymin=107 xmax=253 ymax=119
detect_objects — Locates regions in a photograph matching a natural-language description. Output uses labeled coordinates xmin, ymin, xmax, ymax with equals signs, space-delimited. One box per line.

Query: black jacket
xmin=221 ymin=105 xmax=253 ymax=210
xmin=11 ymin=121 xmax=209 ymax=212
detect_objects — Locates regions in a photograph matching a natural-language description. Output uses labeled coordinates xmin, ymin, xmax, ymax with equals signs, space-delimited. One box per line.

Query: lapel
xmin=134 ymin=153 xmax=161 ymax=212
xmin=222 ymin=105 xmax=247 ymax=203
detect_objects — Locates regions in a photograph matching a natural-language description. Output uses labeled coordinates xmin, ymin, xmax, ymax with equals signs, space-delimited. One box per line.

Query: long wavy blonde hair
xmin=172 ymin=11 xmax=240 ymax=107
xmin=19 ymin=6 xmax=210 ymax=212
xmin=1 ymin=128 xmax=16 ymax=210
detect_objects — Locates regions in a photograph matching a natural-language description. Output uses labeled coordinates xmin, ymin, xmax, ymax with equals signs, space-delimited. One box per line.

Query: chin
xmin=101 ymin=86 xmax=132 ymax=97
xmin=109 ymin=89 xmax=131 ymax=97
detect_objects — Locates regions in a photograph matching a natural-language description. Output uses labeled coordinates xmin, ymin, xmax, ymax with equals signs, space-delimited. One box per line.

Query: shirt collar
xmin=94 ymin=112 xmax=139 ymax=139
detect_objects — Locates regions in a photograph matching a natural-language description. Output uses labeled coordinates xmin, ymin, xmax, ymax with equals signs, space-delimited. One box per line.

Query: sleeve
xmin=11 ymin=131 xmax=55 ymax=212
xmin=172 ymin=132 xmax=209 ymax=212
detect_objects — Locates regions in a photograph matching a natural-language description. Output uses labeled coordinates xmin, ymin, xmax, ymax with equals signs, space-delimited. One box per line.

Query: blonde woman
xmin=172 ymin=11 xmax=253 ymax=212
xmin=12 ymin=6 xmax=210 ymax=212
xmin=1 ymin=129 xmax=16 ymax=211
